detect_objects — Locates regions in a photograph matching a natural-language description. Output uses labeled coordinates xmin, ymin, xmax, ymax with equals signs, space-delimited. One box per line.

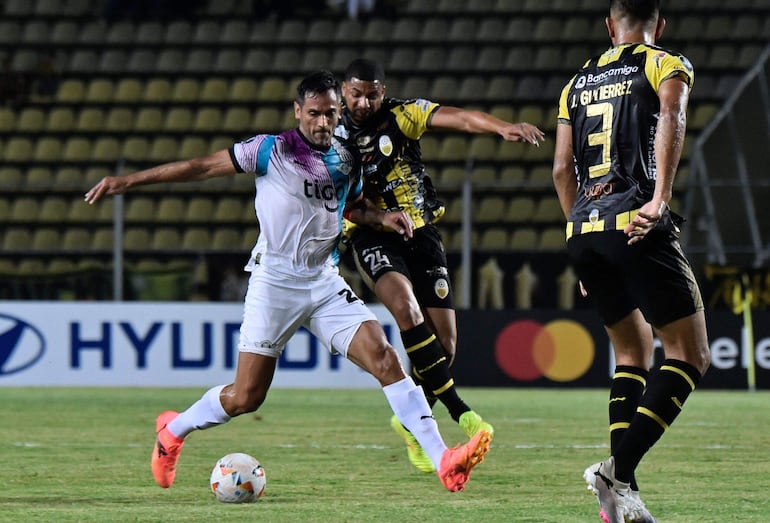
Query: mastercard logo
xmin=495 ymin=319 xmax=595 ymax=382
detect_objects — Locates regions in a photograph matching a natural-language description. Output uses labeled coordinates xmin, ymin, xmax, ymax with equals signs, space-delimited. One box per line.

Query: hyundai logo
xmin=0 ymin=313 xmax=45 ymax=376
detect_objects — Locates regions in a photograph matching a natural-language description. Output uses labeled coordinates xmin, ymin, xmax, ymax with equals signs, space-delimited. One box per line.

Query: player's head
xmin=341 ymin=58 xmax=386 ymax=125
xmin=607 ymin=0 xmax=664 ymax=44
xmin=294 ymin=70 xmax=341 ymax=148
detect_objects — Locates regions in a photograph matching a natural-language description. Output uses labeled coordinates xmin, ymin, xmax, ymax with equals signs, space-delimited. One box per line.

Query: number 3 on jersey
xmin=586 ymin=102 xmax=613 ymax=178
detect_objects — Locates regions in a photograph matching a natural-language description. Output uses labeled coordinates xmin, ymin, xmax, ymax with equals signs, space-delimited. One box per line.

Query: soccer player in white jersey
xmin=84 ymin=70 xmax=491 ymax=493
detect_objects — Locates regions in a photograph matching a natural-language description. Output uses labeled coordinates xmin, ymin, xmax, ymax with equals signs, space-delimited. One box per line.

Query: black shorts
xmin=567 ymin=229 xmax=704 ymax=327
xmin=349 ymin=224 xmax=454 ymax=309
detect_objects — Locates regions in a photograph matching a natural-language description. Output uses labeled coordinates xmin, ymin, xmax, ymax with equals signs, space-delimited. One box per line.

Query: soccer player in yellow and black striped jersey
xmin=552 ymin=1 xmax=710 ymax=522
xmin=337 ymin=58 xmax=544 ymax=474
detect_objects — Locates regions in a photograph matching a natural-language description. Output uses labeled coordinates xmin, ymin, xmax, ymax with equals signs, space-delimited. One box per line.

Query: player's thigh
xmin=307 ymin=270 xmax=377 ymax=358
xmin=630 ymin=230 xmax=704 ymax=328
xmin=568 ymin=232 xmax=636 ymax=325
xmin=351 ymin=229 xmax=409 ymax=289
xmin=239 ymin=269 xmax=306 ymax=357
xmin=408 ymin=225 xmax=454 ymax=309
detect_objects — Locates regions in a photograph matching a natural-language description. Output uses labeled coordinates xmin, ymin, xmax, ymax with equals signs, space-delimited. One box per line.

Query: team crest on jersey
xmin=379 ymin=135 xmax=394 ymax=156
xmin=589 ymin=208 xmax=600 ymax=224
xmin=434 ymin=278 xmax=449 ymax=299
xmin=653 ymin=51 xmax=667 ymax=69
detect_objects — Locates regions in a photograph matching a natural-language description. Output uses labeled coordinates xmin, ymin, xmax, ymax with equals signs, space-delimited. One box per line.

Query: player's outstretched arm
xmin=429 ymin=106 xmax=545 ymax=146
xmin=84 ymin=149 xmax=237 ymax=204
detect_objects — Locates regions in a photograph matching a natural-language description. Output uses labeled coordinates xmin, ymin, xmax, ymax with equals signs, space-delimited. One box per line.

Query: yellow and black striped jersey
xmin=557 ymin=43 xmax=694 ymax=226
xmin=335 ymin=98 xmax=446 ymax=232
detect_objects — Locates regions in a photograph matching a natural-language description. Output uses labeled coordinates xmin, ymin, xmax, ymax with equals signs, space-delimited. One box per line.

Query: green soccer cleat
xmin=390 ymin=414 xmax=436 ymax=473
xmin=458 ymin=410 xmax=495 ymax=440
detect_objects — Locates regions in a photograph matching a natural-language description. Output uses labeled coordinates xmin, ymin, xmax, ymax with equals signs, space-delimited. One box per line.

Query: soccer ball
xmin=210 ymin=452 xmax=266 ymax=503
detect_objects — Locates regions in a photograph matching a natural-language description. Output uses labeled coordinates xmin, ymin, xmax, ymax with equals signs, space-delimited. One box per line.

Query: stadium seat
xmin=17 ymin=107 xmax=46 ymax=132
xmin=5 ymin=138 xmax=34 ymax=162
xmin=46 ymin=107 xmax=75 ymax=133
xmin=30 ymin=227 xmax=60 ymax=251
xmin=509 ymin=228 xmax=538 ymax=250
xmin=211 ymin=228 xmax=241 ymax=250
xmin=532 ymin=197 xmax=565 ymax=223
xmin=75 ymin=107 xmax=105 ymax=132
xmin=91 ymin=137 xmax=121 ymax=162
xmin=437 ymin=135 xmax=468 ymax=162
xmin=164 ymin=107 xmax=193 ymax=131
xmin=67 ymin=197 xmax=100 ymax=223
xmin=505 ymin=196 xmax=536 ymax=223
xmin=121 ymin=137 xmax=149 ymax=162
xmin=113 ymin=78 xmax=144 ymax=103
xmin=257 ymin=78 xmax=289 ymax=102
xmin=156 ymin=197 xmax=186 ymax=223
xmin=99 ymin=50 xmax=129 ymax=73
xmin=470 ymin=166 xmax=497 ymax=184
xmin=184 ymin=49 xmax=214 ymax=73
xmin=62 ymin=137 xmax=91 ymax=162
xmin=192 ymin=107 xmax=223 ymax=132
xmin=223 ymin=107 xmax=252 ymax=134
xmin=38 ymin=197 xmax=70 ymax=222
xmin=219 ymin=19 xmax=249 ymax=44
xmin=135 ymin=20 xmax=163 ymax=44
xmin=91 ymin=228 xmax=114 ymax=251
xmin=478 ymin=227 xmax=509 ymax=250
xmin=476 ymin=196 xmax=507 ymax=223
xmin=156 ymin=49 xmax=186 ymax=73
xmin=151 ymin=227 xmax=182 ymax=250
xmin=105 ymin=108 xmax=135 ymax=132
xmin=200 ymin=78 xmax=229 ymax=102
xmin=185 ymin=197 xmax=215 ymax=223
xmin=2 ymin=227 xmax=31 ymax=251
xmin=178 ymin=137 xmax=209 ymax=159
xmin=229 ymin=78 xmax=259 ymax=102
xmin=62 ymin=228 xmax=92 ymax=251
xmin=468 ymin=136 xmax=498 ymax=162
xmin=148 ymin=137 xmax=179 ymax=162
xmin=33 ymin=137 xmax=63 ymax=162
xmin=417 ymin=47 xmax=447 ymax=72
xmin=181 ymin=227 xmax=211 ymax=251
xmin=125 ymin=197 xmax=156 ymax=223
xmin=213 ymin=197 xmax=245 ymax=223
xmin=165 ymin=20 xmax=192 ymax=44
xmin=124 ymin=228 xmax=152 ymax=251
xmin=538 ymin=227 xmax=567 ymax=250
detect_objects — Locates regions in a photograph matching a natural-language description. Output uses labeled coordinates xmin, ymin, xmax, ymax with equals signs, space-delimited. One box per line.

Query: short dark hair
xmin=296 ymin=70 xmax=340 ymax=105
xmin=344 ymin=58 xmax=385 ymax=83
xmin=609 ymin=0 xmax=660 ymax=22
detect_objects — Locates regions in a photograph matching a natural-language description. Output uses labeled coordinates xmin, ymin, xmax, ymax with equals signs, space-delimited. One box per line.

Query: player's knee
xmin=225 ymin=389 xmax=267 ymax=416
xmin=370 ymin=344 xmax=405 ymax=382
xmin=388 ymin=296 xmax=423 ymax=326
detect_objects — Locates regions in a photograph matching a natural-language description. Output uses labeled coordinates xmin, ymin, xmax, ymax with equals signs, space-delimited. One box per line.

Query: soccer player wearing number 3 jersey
xmin=552 ymin=2 xmax=710 ymax=522
xmin=84 ymin=71 xmax=490 ymax=493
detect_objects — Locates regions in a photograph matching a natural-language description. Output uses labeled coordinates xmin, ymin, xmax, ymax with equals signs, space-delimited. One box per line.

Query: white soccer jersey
xmin=230 ymin=129 xmax=362 ymax=277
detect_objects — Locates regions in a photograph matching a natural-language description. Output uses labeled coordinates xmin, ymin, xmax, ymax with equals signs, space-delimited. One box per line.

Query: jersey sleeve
xmin=395 ymin=98 xmax=440 ymax=140
xmin=644 ymin=49 xmax=695 ymax=93
xmin=557 ymin=75 xmax=576 ymax=124
xmin=230 ymin=134 xmax=276 ymax=175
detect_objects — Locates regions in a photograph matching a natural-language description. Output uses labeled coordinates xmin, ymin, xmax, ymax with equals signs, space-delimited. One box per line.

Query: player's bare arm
xmin=552 ymin=122 xmax=578 ymax=219
xmin=429 ymin=106 xmax=545 ymax=146
xmin=84 ymin=149 xmax=237 ymax=204
xmin=344 ymin=197 xmax=414 ymax=239
xmin=624 ymin=74 xmax=689 ymax=244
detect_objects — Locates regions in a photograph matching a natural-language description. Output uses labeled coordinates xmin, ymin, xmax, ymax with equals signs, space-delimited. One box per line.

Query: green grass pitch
xmin=1 ymin=387 xmax=768 ymax=522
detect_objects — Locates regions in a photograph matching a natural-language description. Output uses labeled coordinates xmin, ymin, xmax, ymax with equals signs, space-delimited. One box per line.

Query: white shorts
xmin=238 ymin=264 xmax=377 ymax=359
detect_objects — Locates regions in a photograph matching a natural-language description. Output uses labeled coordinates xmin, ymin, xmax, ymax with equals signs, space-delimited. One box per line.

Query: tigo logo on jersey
xmin=494 ymin=319 xmax=594 ymax=382
xmin=0 ymin=313 xmax=45 ymax=377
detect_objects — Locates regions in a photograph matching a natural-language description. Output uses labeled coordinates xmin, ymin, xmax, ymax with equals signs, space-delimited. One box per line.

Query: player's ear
xmin=294 ymin=100 xmax=301 ymax=120
xmin=655 ymin=17 xmax=666 ymax=40
xmin=605 ymin=17 xmax=615 ymax=40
